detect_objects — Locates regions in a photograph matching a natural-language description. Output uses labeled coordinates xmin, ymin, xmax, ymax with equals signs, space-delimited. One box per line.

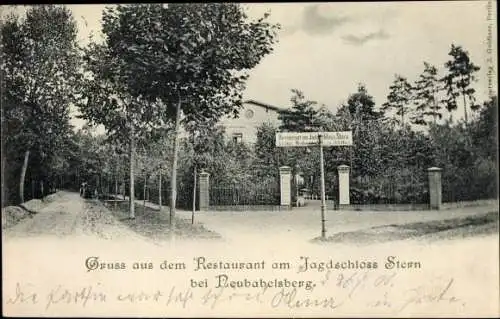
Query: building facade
xmin=217 ymin=100 xmax=286 ymax=144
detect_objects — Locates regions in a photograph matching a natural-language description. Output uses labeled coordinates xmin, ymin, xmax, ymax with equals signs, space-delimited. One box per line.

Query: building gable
xmin=219 ymin=100 xmax=286 ymax=144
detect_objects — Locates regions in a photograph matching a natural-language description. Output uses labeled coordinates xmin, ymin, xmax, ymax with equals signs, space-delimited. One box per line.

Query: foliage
xmin=413 ymin=62 xmax=444 ymax=125
xmin=441 ymin=44 xmax=481 ymax=123
xmin=382 ymin=75 xmax=414 ymax=126
xmin=95 ymin=3 xmax=279 ymax=125
xmin=78 ymin=42 xmax=167 ymax=147
xmin=253 ymin=122 xmax=282 ymax=178
xmin=87 ymin=3 xmax=279 ymax=219
xmin=429 ymin=97 xmax=498 ymax=201
xmin=2 ymin=7 xmax=495 ymax=210
xmin=279 ymin=89 xmax=320 ymax=132
xmin=1 ymin=5 xmax=81 ymax=204
xmin=184 ymin=119 xmax=226 ymax=171
xmin=337 ymin=83 xmax=383 ymax=122
xmin=471 ymin=96 xmax=498 ymax=160
xmin=277 ymin=90 xmax=325 ymax=196
xmin=2 ymin=6 xmax=80 ymax=153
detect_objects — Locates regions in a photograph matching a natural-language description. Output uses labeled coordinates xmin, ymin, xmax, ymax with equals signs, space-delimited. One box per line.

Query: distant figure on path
xmin=80 ymin=182 xmax=87 ymax=197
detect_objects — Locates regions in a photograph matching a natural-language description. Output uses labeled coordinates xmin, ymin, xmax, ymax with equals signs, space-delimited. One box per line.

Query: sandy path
xmin=183 ymin=204 xmax=498 ymax=245
xmin=3 ymin=191 xmax=143 ymax=241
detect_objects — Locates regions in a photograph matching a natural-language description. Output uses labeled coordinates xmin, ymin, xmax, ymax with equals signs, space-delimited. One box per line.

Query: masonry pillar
xmin=199 ymin=171 xmax=210 ymax=211
xmin=427 ymin=167 xmax=442 ymax=210
xmin=279 ymin=166 xmax=292 ymax=208
xmin=337 ymin=165 xmax=350 ymax=205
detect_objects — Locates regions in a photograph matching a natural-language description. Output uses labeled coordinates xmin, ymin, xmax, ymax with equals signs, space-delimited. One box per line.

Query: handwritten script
xmin=5 ymin=272 xmax=466 ymax=314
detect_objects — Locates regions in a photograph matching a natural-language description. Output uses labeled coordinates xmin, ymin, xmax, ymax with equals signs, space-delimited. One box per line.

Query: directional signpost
xmin=276 ymin=131 xmax=353 ymax=239
xmin=276 ymin=131 xmax=353 ymax=147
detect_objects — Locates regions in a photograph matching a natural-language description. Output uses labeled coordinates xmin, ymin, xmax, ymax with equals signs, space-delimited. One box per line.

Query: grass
xmin=105 ymin=201 xmax=221 ymax=241
xmin=313 ymin=210 xmax=499 ymax=244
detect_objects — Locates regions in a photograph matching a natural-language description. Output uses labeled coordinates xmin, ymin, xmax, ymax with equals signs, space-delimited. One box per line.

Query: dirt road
xmin=182 ymin=204 xmax=498 ymax=245
xmin=2 ymin=191 xmax=141 ymax=240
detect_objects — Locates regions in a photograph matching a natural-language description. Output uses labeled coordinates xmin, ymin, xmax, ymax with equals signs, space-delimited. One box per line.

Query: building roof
xmin=244 ymin=99 xmax=289 ymax=113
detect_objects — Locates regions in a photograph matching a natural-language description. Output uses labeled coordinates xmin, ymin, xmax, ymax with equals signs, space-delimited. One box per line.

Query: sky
xmin=2 ymin=2 xmax=498 ymax=129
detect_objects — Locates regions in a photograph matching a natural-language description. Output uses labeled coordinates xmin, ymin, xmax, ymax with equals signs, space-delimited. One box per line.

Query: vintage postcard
xmin=1 ymin=2 xmax=498 ymax=317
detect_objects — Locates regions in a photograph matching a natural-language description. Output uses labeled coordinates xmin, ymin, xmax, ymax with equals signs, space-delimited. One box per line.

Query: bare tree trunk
xmin=1 ymin=155 xmax=5 ymax=204
xmin=192 ymin=166 xmax=197 ymax=224
xmin=431 ymin=99 xmax=438 ymax=166
xmin=19 ymin=150 xmax=30 ymax=203
xmin=169 ymin=97 xmax=182 ymax=229
xmin=114 ymin=175 xmax=118 ymax=209
xmin=129 ymin=127 xmax=136 ymax=219
xmin=462 ymin=93 xmax=468 ymax=125
xmin=143 ymin=174 xmax=147 ymax=213
xmin=158 ymin=171 xmax=162 ymax=211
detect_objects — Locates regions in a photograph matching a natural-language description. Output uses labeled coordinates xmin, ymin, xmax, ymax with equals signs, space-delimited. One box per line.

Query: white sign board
xmin=276 ymin=131 xmax=353 ymax=147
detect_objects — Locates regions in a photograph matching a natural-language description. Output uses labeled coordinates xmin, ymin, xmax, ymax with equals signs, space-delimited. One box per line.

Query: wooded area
xmin=1 ymin=5 xmax=497 ymax=215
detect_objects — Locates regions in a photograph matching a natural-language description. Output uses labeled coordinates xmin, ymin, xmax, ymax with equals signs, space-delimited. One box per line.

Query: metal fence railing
xmin=210 ymin=180 xmax=280 ymax=206
xmin=441 ymin=166 xmax=497 ymax=203
xmin=349 ymin=171 xmax=429 ymax=205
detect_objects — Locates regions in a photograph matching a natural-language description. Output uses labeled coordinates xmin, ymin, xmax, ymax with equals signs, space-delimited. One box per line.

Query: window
xmin=232 ymin=133 xmax=243 ymax=143
xmin=245 ymin=109 xmax=254 ymax=119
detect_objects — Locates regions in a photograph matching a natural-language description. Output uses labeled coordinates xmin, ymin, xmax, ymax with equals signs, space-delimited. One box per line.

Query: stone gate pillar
xmin=427 ymin=167 xmax=442 ymax=210
xmin=337 ymin=165 xmax=350 ymax=205
xmin=199 ymin=171 xmax=210 ymax=211
xmin=279 ymin=166 xmax=292 ymax=208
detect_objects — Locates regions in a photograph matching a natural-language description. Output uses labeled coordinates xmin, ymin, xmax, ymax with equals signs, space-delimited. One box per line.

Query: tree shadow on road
xmin=313 ymin=210 xmax=499 ymax=244
xmin=105 ymin=201 xmax=221 ymax=241
xmin=18 ymin=204 xmax=39 ymax=216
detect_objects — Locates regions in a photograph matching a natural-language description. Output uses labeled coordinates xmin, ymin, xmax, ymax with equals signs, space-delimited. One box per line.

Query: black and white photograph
xmin=1 ymin=2 xmax=498 ymax=317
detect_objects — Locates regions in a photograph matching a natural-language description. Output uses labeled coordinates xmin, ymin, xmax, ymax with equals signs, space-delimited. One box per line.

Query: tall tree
xmin=97 ymin=4 xmax=279 ymax=227
xmin=78 ymin=38 xmax=168 ymax=219
xmin=253 ymin=122 xmax=280 ymax=178
xmin=329 ymin=85 xmax=390 ymax=187
xmin=1 ymin=5 xmax=81 ymax=203
xmin=441 ymin=44 xmax=481 ymax=124
xmin=471 ymin=96 xmax=498 ymax=160
xmin=144 ymin=127 xmax=175 ymax=211
xmin=382 ymin=75 xmax=414 ymax=127
xmin=337 ymin=83 xmax=383 ymax=122
xmin=183 ymin=118 xmax=222 ymax=214
xmin=278 ymin=90 xmax=324 ymax=198
xmin=184 ymin=118 xmax=224 ymax=174
xmin=413 ymin=62 xmax=443 ymax=125
xmin=279 ymin=89 xmax=319 ymax=132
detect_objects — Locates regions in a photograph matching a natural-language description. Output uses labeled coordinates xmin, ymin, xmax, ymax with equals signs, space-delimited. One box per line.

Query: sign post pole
xmin=318 ymin=134 xmax=327 ymax=240
xmin=275 ymin=130 xmax=353 ymax=240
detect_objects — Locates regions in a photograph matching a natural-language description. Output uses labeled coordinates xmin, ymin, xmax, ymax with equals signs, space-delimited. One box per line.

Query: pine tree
xmin=441 ymin=44 xmax=481 ymax=124
xmin=382 ymin=75 xmax=414 ymax=127
xmin=279 ymin=89 xmax=319 ymax=132
xmin=413 ymin=62 xmax=443 ymax=125
xmin=337 ymin=83 xmax=383 ymax=122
